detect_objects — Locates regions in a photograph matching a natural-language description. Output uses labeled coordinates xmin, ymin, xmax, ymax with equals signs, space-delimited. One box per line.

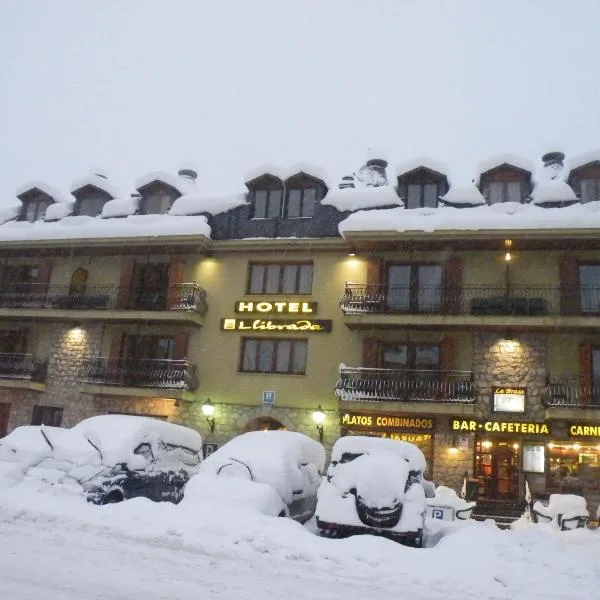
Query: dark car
xmin=0 ymin=415 xmax=203 ymax=504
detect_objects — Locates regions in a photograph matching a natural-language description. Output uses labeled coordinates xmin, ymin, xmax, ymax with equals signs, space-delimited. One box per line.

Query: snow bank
xmin=70 ymin=172 xmax=119 ymax=198
xmin=322 ymin=185 xmax=402 ymax=212
xmin=395 ymin=156 xmax=450 ymax=179
xmin=475 ymin=154 xmax=535 ymax=178
xmin=440 ymin=183 xmax=486 ymax=206
xmin=0 ymin=205 xmax=20 ymax=224
xmin=339 ymin=200 xmax=600 ymax=235
xmin=243 ymin=163 xmax=330 ymax=187
xmin=0 ymin=426 xmax=54 ymax=466
xmin=567 ymin=150 xmax=600 ymax=173
xmin=101 ymin=197 xmax=139 ymax=218
xmin=134 ymin=171 xmax=190 ymax=195
xmin=72 ymin=415 xmax=203 ymax=465
xmin=44 ymin=200 xmax=75 ymax=221
xmin=530 ymin=180 xmax=577 ymax=204
xmin=16 ymin=180 xmax=66 ymax=202
xmin=170 ymin=192 xmax=247 ymax=216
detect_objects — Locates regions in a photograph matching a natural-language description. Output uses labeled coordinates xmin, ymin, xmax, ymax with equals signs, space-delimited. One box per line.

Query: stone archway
xmin=243 ymin=416 xmax=286 ymax=432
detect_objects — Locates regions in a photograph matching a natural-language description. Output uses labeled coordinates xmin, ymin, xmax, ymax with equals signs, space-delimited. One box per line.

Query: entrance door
xmin=475 ymin=439 xmax=520 ymax=500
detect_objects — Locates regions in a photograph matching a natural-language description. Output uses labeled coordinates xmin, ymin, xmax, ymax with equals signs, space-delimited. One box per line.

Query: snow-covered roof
xmin=134 ymin=171 xmax=191 ymax=195
xmin=475 ymin=154 xmax=535 ymax=178
xmin=44 ymin=201 xmax=75 ymax=221
xmin=440 ymin=183 xmax=486 ymax=206
xmin=0 ymin=213 xmax=210 ymax=242
xmin=530 ymin=180 xmax=577 ymax=205
xmin=243 ymin=163 xmax=330 ymax=187
xmin=0 ymin=205 xmax=20 ymax=224
xmin=101 ymin=197 xmax=139 ymax=218
xmin=15 ymin=181 xmax=66 ymax=203
xmin=339 ymin=201 xmax=600 ymax=235
xmin=322 ymin=185 xmax=402 ymax=212
xmin=395 ymin=156 xmax=450 ymax=180
xmin=70 ymin=173 xmax=119 ymax=198
xmin=567 ymin=151 xmax=600 ymax=174
xmin=72 ymin=415 xmax=203 ymax=465
xmin=170 ymin=193 xmax=247 ymax=216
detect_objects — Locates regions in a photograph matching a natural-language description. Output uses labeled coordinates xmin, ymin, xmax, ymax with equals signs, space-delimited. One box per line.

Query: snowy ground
xmin=1 ymin=481 xmax=600 ymax=600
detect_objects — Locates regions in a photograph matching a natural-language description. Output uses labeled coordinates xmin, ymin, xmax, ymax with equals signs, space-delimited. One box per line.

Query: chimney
xmin=358 ymin=158 xmax=388 ymax=187
xmin=541 ymin=152 xmax=565 ymax=181
xmin=178 ymin=168 xmax=198 ymax=181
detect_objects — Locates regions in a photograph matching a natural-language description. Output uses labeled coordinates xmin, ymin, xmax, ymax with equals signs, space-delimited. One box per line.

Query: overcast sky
xmin=1 ymin=0 xmax=599 ymax=202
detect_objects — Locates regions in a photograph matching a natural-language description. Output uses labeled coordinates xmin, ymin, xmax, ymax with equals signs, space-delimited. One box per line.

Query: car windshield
xmin=339 ymin=452 xmax=363 ymax=464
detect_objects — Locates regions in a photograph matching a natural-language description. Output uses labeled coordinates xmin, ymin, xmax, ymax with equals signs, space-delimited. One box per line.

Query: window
xmin=382 ymin=344 xmax=440 ymax=370
xmin=487 ymin=182 xmax=522 ymax=204
xmin=253 ymin=188 xmax=283 ymax=218
xmin=406 ymin=183 xmax=439 ymax=209
xmin=285 ymin=187 xmax=316 ymax=218
xmin=77 ymin=196 xmax=106 ymax=217
xmin=121 ymin=334 xmax=175 ymax=360
xmin=0 ymin=330 xmax=26 ymax=354
xmin=23 ymin=199 xmax=51 ymax=222
xmin=386 ymin=264 xmax=442 ymax=312
xmin=240 ymin=338 xmax=308 ymax=374
xmin=31 ymin=405 xmax=63 ymax=426
xmin=0 ymin=403 xmax=9 ymax=437
xmin=143 ymin=192 xmax=174 ymax=215
xmin=580 ymin=179 xmax=600 ymax=204
xmin=1 ymin=265 xmax=37 ymax=293
xmin=131 ymin=263 xmax=170 ymax=310
xmin=248 ymin=263 xmax=313 ymax=294
xmin=579 ymin=265 xmax=600 ymax=313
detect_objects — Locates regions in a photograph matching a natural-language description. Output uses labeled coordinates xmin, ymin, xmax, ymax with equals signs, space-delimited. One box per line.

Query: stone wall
xmin=472 ymin=332 xmax=547 ymax=420
xmin=431 ymin=429 xmax=473 ymax=493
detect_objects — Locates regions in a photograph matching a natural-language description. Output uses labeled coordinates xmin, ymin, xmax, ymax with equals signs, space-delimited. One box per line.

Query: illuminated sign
xmin=569 ymin=424 xmax=600 ymax=437
xmin=341 ymin=412 xmax=434 ymax=430
xmin=221 ymin=318 xmax=332 ymax=332
xmin=235 ymin=301 xmax=318 ymax=314
xmin=493 ymin=386 xmax=526 ymax=413
xmin=451 ymin=418 xmax=551 ymax=435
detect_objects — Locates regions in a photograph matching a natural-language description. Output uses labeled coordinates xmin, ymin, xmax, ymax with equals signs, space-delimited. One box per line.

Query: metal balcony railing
xmin=335 ymin=366 xmax=477 ymax=403
xmin=80 ymin=357 xmax=198 ymax=391
xmin=0 ymin=353 xmax=47 ymax=383
xmin=340 ymin=284 xmax=600 ymax=317
xmin=543 ymin=377 xmax=600 ymax=408
xmin=0 ymin=283 xmax=207 ymax=314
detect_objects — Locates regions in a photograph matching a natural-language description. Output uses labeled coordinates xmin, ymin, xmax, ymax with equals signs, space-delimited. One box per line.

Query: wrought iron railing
xmin=335 ymin=366 xmax=477 ymax=403
xmin=543 ymin=377 xmax=600 ymax=408
xmin=340 ymin=283 xmax=600 ymax=316
xmin=0 ymin=283 xmax=207 ymax=314
xmin=80 ymin=357 xmax=198 ymax=391
xmin=0 ymin=353 xmax=47 ymax=383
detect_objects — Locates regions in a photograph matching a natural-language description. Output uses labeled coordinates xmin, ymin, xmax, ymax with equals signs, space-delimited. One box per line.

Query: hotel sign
xmin=568 ymin=424 xmax=600 ymax=437
xmin=451 ymin=418 xmax=551 ymax=435
xmin=341 ymin=412 xmax=434 ymax=430
xmin=235 ymin=300 xmax=318 ymax=314
xmin=221 ymin=318 xmax=332 ymax=332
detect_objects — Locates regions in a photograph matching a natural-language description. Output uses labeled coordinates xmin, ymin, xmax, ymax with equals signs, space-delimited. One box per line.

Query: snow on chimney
xmin=541 ymin=152 xmax=565 ymax=181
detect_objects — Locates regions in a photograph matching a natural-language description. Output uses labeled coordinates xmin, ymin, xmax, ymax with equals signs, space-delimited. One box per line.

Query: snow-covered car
xmin=196 ymin=430 xmax=325 ymax=523
xmin=316 ymin=436 xmax=427 ymax=546
xmin=0 ymin=415 xmax=203 ymax=504
xmin=425 ymin=484 xmax=476 ymax=523
xmin=533 ymin=493 xmax=589 ymax=530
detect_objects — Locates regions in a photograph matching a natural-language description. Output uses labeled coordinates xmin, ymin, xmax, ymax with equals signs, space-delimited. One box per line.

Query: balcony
xmin=80 ymin=357 xmax=198 ymax=395
xmin=0 ymin=353 xmax=47 ymax=389
xmin=335 ymin=366 xmax=477 ymax=404
xmin=0 ymin=283 xmax=207 ymax=324
xmin=340 ymin=284 xmax=600 ymax=329
xmin=543 ymin=377 xmax=600 ymax=409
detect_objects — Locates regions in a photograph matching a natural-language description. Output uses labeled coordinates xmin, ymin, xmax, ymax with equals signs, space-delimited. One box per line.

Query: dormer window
xmin=24 ymin=199 xmax=51 ymax=222
xmin=137 ymin=181 xmax=180 ymax=215
xmin=580 ymin=179 xmax=600 ymax=203
xmin=247 ymin=175 xmax=284 ymax=219
xmin=284 ymin=173 xmax=326 ymax=218
xmin=78 ymin=195 xmax=107 ymax=217
xmin=487 ymin=181 xmax=522 ymax=204
xmin=397 ymin=166 xmax=448 ymax=209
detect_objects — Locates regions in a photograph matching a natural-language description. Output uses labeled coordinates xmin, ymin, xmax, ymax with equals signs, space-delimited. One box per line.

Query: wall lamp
xmin=448 ymin=435 xmax=460 ymax=454
xmin=202 ymin=398 xmax=216 ymax=433
xmin=504 ymin=239 xmax=512 ymax=262
xmin=312 ymin=405 xmax=326 ymax=442
xmin=347 ymin=249 xmax=357 ymax=257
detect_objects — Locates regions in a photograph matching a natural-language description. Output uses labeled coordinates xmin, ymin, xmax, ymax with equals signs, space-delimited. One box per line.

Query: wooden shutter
xmin=172 ymin=331 xmax=189 ymax=361
xmin=443 ymin=254 xmax=462 ymax=314
xmin=117 ymin=259 xmax=136 ymax=309
xmin=167 ymin=257 xmax=185 ymax=309
xmin=362 ymin=337 xmax=380 ymax=368
xmin=440 ymin=335 xmax=455 ymax=370
xmin=366 ymin=258 xmax=383 ymax=286
xmin=580 ymin=342 xmax=592 ymax=406
xmin=109 ymin=331 xmax=125 ymax=359
xmin=560 ymin=254 xmax=579 ymax=315
xmin=0 ymin=403 xmax=10 ymax=436
xmin=35 ymin=259 xmax=53 ymax=301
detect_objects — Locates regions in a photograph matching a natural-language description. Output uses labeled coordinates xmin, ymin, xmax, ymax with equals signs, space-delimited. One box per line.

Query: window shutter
xmin=167 ymin=257 xmax=185 ymax=309
xmin=36 ymin=258 xmax=53 ymax=285
xmin=559 ymin=254 xmax=579 ymax=315
xmin=580 ymin=343 xmax=592 ymax=406
xmin=443 ymin=255 xmax=462 ymax=314
xmin=366 ymin=258 xmax=383 ymax=286
xmin=172 ymin=331 xmax=189 ymax=361
xmin=109 ymin=331 xmax=125 ymax=359
xmin=362 ymin=337 xmax=380 ymax=368
xmin=117 ymin=259 xmax=136 ymax=309
xmin=440 ymin=335 xmax=454 ymax=370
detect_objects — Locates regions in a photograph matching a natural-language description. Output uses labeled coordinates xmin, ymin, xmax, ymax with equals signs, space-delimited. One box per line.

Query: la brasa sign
xmin=493 ymin=386 xmax=526 ymax=413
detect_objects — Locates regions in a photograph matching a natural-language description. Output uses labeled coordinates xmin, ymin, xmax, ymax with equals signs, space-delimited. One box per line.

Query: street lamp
xmin=312 ymin=405 xmax=325 ymax=442
xmin=202 ymin=398 xmax=216 ymax=433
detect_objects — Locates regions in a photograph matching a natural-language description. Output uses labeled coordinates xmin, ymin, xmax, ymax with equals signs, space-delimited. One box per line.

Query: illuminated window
xmin=240 ymin=338 xmax=307 ymax=374
xmin=248 ymin=263 xmax=313 ymax=294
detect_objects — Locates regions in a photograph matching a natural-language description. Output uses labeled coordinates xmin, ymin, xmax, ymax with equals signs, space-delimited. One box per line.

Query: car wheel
xmin=102 ymin=490 xmax=124 ymax=505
